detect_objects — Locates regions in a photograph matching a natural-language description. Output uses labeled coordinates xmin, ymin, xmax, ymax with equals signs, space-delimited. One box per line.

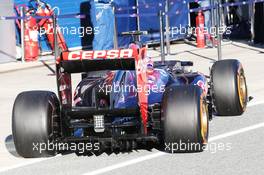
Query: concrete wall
xmin=0 ymin=0 xmax=16 ymax=63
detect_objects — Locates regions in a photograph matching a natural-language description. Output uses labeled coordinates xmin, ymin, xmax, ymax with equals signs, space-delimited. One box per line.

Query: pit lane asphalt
xmin=0 ymin=42 xmax=263 ymax=175
xmin=2 ymin=103 xmax=264 ymax=175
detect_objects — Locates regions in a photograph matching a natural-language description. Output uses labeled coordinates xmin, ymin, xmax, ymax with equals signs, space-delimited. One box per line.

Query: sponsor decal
xmin=196 ymin=80 xmax=208 ymax=94
xmin=63 ymin=49 xmax=133 ymax=61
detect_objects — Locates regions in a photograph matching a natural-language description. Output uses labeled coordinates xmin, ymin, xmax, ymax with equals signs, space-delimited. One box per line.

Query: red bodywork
xmin=58 ymin=48 xmax=149 ymax=134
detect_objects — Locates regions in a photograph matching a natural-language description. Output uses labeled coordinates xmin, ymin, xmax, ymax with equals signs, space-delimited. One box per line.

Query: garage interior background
xmin=0 ymin=0 xmax=263 ymax=62
xmin=14 ymin=0 xmax=189 ymax=52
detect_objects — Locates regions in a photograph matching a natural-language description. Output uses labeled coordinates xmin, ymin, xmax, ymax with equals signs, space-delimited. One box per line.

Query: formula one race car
xmin=12 ymin=31 xmax=248 ymax=158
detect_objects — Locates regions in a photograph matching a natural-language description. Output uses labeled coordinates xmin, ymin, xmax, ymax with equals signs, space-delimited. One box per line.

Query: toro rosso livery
xmin=12 ymin=43 xmax=248 ymax=157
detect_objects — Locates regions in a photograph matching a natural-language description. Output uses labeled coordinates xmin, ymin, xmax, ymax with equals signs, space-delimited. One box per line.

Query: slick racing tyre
xmin=161 ymin=85 xmax=209 ymax=153
xmin=12 ymin=91 xmax=60 ymax=158
xmin=211 ymin=59 xmax=248 ymax=116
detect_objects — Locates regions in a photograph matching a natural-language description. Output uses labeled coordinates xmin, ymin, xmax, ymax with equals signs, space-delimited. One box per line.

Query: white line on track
xmin=0 ymin=100 xmax=263 ymax=174
xmin=84 ymin=122 xmax=264 ymax=175
xmin=83 ymin=100 xmax=264 ymax=175
xmin=208 ymin=123 xmax=264 ymax=142
xmin=87 ymin=152 xmax=167 ymax=175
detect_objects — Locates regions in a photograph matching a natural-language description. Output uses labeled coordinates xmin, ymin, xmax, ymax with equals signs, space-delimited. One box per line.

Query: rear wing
xmin=56 ymin=47 xmax=149 ymax=134
xmin=58 ymin=49 xmax=137 ymax=73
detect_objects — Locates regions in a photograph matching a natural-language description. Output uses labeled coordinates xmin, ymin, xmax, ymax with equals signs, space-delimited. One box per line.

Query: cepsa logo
xmin=63 ymin=49 xmax=134 ymax=60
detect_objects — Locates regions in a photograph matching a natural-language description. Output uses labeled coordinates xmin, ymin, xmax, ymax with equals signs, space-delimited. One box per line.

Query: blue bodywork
xmin=112 ymin=69 xmax=207 ymax=108
xmin=74 ymin=68 xmax=207 ymax=108
xmin=73 ymin=66 xmax=207 ymax=137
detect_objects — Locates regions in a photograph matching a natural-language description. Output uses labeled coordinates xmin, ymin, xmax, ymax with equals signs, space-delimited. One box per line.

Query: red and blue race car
xmin=12 ymin=32 xmax=248 ymax=157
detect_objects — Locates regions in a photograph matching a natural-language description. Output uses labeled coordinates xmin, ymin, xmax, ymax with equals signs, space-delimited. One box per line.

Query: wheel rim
xmin=200 ymin=98 xmax=208 ymax=144
xmin=237 ymin=71 xmax=247 ymax=111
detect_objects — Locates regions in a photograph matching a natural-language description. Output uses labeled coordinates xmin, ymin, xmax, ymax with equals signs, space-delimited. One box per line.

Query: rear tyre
xmin=211 ymin=59 xmax=248 ymax=116
xmin=161 ymin=85 xmax=209 ymax=153
xmin=12 ymin=91 xmax=60 ymax=158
